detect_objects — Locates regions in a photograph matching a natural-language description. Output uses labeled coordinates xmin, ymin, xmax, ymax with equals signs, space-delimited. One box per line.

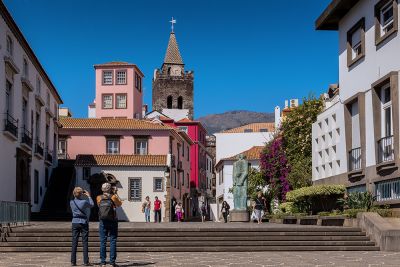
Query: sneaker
xmin=70 ymin=264 xmax=76 ymax=267
xmin=83 ymin=263 xmax=92 ymax=266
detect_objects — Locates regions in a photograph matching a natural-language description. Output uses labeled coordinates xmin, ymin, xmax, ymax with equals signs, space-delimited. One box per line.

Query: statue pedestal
xmin=230 ymin=210 xmax=249 ymax=222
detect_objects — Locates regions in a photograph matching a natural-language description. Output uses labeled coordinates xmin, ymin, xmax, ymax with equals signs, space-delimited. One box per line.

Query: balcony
xmin=35 ymin=93 xmax=45 ymax=107
xmin=58 ymin=150 xmax=70 ymax=160
xmin=20 ymin=127 xmax=32 ymax=150
xmin=34 ymin=139 xmax=44 ymax=158
xmin=348 ymin=147 xmax=362 ymax=172
xmin=21 ymin=77 xmax=34 ymax=92
xmin=45 ymin=148 xmax=53 ymax=164
xmin=377 ymin=136 xmax=394 ymax=164
xmin=4 ymin=112 xmax=18 ymax=140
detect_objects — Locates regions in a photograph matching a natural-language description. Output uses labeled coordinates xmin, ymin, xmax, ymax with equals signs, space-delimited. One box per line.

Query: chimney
xmin=284 ymin=100 xmax=289 ymax=109
xmin=274 ymin=106 xmax=281 ymax=130
xmin=142 ymin=104 xmax=148 ymax=118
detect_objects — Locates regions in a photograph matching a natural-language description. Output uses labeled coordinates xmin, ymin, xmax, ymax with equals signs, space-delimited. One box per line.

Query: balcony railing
xmin=376 ymin=178 xmax=400 ymax=202
xmin=35 ymin=139 xmax=44 ymax=156
xmin=377 ymin=135 xmax=394 ymax=163
xmin=21 ymin=127 xmax=32 ymax=148
xmin=4 ymin=112 xmax=18 ymax=138
xmin=0 ymin=201 xmax=30 ymax=224
xmin=348 ymin=147 xmax=362 ymax=171
xmin=58 ymin=150 xmax=70 ymax=160
xmin=45 ymin=148 xmax=53 ymax=163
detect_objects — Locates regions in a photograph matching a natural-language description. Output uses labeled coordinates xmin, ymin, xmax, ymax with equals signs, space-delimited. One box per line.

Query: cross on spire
xmin=169 ymin=17 xmax=176 ymax=33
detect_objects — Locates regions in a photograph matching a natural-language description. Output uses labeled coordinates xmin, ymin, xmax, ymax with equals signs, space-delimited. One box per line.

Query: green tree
xmin=280 ymin=95 xmax=324 ymax=189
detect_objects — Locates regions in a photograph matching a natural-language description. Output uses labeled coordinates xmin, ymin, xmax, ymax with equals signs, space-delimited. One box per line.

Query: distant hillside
xmin=197 ymin=110 xmax=275 ymax=134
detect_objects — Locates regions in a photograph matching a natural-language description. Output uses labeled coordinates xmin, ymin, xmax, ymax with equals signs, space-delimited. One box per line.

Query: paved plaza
xmin=1 ymin=251 xmax=400 ymax=267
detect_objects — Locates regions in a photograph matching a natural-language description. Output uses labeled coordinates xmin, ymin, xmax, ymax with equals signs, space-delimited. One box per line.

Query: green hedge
xmin=286 ymin=184 xmax=346 ymax=202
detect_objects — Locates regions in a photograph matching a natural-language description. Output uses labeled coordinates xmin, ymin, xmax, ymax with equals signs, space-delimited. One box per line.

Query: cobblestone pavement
xmin=1 ymin=251 xmax=400 ymax=267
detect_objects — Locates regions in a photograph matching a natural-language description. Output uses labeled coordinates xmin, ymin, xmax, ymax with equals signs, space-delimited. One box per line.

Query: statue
xmin=232 ymin=154 xmax=249 ymax=211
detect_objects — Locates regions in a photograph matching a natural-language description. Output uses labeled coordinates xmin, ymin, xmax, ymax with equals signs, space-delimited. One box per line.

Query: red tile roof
xmin=75 ymin=154 xmax=167 ymax=167
xmin=221 ymin=123 xmax=275 ymax=133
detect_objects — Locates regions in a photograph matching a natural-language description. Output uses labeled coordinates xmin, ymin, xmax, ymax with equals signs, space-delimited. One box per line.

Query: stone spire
xmin=163 ymin=32 xmax=184 ymax=65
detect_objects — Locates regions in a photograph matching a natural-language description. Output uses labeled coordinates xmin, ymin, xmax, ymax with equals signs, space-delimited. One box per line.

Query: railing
xmin=376 ymin=178 xmax=400 ymax=202
xmin=21 ymin=127 xmax=32 ymax=148
xmin=35 ymin=139 xmax=44 ymax=156
xmin=377 ymin=135 xmax=394 ymax=163
xmin=45 ymin=148 xmax=53 ymax=163
xmin=348 ymin=147 xmax=362 ymax=171
xmin=58 ymin=151 xmax=70 ymax=160
xmin=4 ymin=112 xmax=18 ymax=138
xmin=0 ymin=201 xmax=30 ymax=224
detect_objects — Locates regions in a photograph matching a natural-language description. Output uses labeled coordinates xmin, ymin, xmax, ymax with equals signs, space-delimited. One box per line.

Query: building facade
xmin=313 ymin=0 xmax=400 ymax=206
xmin=88 ymin=62 xmax=144 ymax=119
xmin=0 ymin=2 xmax=63 ymax=211
xmin=152 ymin=30 xmax=194 ymax=120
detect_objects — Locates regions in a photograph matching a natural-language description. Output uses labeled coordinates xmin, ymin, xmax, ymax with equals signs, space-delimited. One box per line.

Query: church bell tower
xmin=152 ymin=19 xmax=194 ymax=120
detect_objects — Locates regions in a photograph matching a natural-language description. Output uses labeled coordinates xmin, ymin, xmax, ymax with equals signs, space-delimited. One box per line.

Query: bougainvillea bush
xmin=260 ymin=138 xmax=290 ymax=201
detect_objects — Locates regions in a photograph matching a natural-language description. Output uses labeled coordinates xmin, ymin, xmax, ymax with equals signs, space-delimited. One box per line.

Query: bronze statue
xmin=232 ymin=154 xmax=249 ymax=210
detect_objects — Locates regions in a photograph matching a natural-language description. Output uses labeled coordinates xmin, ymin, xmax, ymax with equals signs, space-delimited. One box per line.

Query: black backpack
xmin=98 ymin=196 xmax=116 ymax=221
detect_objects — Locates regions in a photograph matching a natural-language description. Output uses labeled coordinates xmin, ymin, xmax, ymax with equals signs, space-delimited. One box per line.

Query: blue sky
xmin=4 ymin=0 xmax=337 ymax=119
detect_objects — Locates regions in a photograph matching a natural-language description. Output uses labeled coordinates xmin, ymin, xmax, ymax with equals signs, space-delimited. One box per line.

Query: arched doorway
xmin=177 ymin=96 xmax=183 ymax=109
xmin=167 ymin=95 xmax=173 ymax=109
xmin=16 ymin=148 xmax=31 ymax=202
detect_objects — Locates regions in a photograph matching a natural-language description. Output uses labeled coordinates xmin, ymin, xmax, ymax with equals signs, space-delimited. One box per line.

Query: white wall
xmin=75 ymin=166 xmax=167 ymax=222
xmin=312 ymin=97 xmax=347 ymax=181
xmin=0 ymin=13 xmax=60 ymax=211
xmin=214 ymin=132 xmax=273 ymax=162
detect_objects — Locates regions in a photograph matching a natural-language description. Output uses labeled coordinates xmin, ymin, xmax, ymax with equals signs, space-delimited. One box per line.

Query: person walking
xmin=154 ymin=196 xmax=162 ymax=223
xmin=221 ymin=201 xmax=230 ymax=223
xmin=97 ymin=183 xmax=122 ymax=267
xmin=254 ymin=191 xmax=266 ymax=224
xmin=70 ymin=187 xmax=94 ymax=266
xmin=175 ymin=202 xmax=184 ymax=222
xmin=142 ymin=196 xmax=151 ymax=223
xmin=200 ymin=202 xmax=207 ymax=222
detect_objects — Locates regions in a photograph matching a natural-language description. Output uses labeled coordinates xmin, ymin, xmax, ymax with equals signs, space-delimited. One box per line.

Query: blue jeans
xmin=71 ymin=223 xmax=89 ymax=264
xmin=99 ymin=220 xmax=118 ymax=264
xmin=154 ymin=210 xmax=161 ymax=223
xmin=145 ymin=208 xmax=150 ymax=222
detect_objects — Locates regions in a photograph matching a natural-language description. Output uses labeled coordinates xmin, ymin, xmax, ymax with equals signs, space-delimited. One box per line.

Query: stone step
xmin=0 ymin=240 xmax=377 ymax=247
xmin=0 ymin=245 xmax=381 ymax=252
xmin=5 ymin=235 xmax=371 ymax=242
xmin=7 ymin=231 xmax=367 ymax=237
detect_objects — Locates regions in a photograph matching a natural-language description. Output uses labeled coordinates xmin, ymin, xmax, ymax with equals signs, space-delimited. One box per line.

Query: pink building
xmin=89 ymin=62 xmax=144 ymax=119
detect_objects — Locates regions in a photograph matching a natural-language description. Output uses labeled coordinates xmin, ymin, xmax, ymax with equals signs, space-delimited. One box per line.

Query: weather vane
xmin=170 ymin=17 xmax=176 ymax=33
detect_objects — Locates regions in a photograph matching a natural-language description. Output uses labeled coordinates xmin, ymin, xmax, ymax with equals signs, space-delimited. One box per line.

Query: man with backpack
xmin=97 ymin=183 xmax=122 ymax=267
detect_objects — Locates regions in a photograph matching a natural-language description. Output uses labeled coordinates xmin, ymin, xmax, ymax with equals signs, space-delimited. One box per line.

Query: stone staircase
xmin=0 ymin=223 xmax=380 ymax=252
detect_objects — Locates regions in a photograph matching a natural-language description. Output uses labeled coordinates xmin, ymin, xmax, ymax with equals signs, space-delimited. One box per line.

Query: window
xmin=22 ymin=98 xmax=28 ymax=128
xmin=167 ymin=95 xmax=173 ymax=109
xmin=23 ymin=58 xmax=29 ymax=77
xmin=182 ymin=171 xmax=185 ymax=186
xmin=83 ymin=167 xmax=91 ymax=180
xmin=5 ymin=80 xmax=12 ymax=114
xmin=135 ymin=139 xmax=148 ymax=155
xmin=102 ymin=94 xmax=113 ymax=109
xmin=375 ymin=0 xmax=398 ymax=45
xmin=6 ymin=35 xmax=13 ymax=56
xmin=106 ymin=139 xmax=120 ymax=154
xmin=135 ymin=73 xmax=142 ymax=91
xmin=34 ymin=170 xmax=39 ymax=204
xmin=381 ymin=84 xmax=393 ymax=137
xmin=178 ymin=126 xmax=188 ymax=133
xmin=347 ymin=18 xmax=365 ymax=67
xmin=45 ymin=168 xmax=49 ymax=188
xmin=116 ymin=70 xmax=127 ymax=85
xmin=129 ymin=178 xmax=142 ymax=201
xmin=154 ymin=177 xmax=163 ymax=192
xmin=376 ymin=178 xmax=400 ymax=201
xmin=174 ymin=170 xmax=177 ymax=188
xmin=177 ymin=96 xmax=183 ymax=109
xmin=186 ymin=173 xmax=190 ymax=188
xmin=187 ymin=146 xmax=189 ymax=161
xmin=244 ymin=129 xmax=253 ymax=133
xmin=116 ymin=94 xmax=127 ymax=109
xmin=36 ymin=77 xmax=41 ymax=94
xmin=260 ymin=128 xmax=268 ymax=132
xmin=103 ymin=71 xmax=113 ymax=85
xmin=46 ymin=92 xmax=50 ymax=107
xmin=35 ymin=113 xmax=40 ymax=140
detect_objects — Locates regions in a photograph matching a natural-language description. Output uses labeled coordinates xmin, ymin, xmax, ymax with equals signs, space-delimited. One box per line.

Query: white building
xmin=214 ymin=122 xmax=274 ymax=163
xmin=0 ymin=2 xmax=63 ymax=211
xmin=74 ymin=155 xmax=168 ymax=222
xmin=314 ymin=0 xmax=400 ymax=203
xmin=215 ymin=146 xmax=263 ymax=221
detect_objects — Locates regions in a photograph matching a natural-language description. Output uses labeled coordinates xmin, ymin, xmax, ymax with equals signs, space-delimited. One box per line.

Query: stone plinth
xmin=230 ymin=210 xmax=249 ymax=222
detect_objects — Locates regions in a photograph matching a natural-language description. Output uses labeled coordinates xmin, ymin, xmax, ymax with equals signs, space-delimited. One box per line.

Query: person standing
xmin=70 ymin=187 xmax=94 ymax=266
xmin=154 ymin=196 xmax=162 ymax=223
xmin=175 ymin=202 xmax=184 ymax=222
xmin=200 ymin=202 xmax=207 ymax=222
xmin=254 ymin=191 xmax=266 ymax=224
xmin=142 ymin=196 xmax=151 ymax=223
xmin=97 ymin=183 xmax=122 ymax=267
xmin=221 ymin=201 xmax=230 ymax=223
